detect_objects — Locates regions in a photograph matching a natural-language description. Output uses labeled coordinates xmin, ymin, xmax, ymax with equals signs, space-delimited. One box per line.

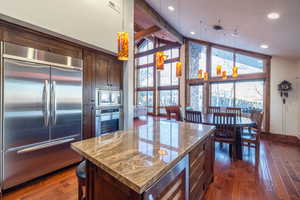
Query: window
xmin=211 ymin=48 xmax=234 ymax=77
xmin=164 ymin=48 xmax=179 ymax=59
xmin=158 ymin=47 xmax=180 ymax=115
xmin=211 ymin=81 xmax=264 ymax=114
xmin=190 ymin=85 xmax=203 ymax=111
xmin=137 ymin=67 xmax=154 ymax=88
xmin=137 ymin=54 xmax=154 ymax=65
xmin=235 ymin=81 xmax=264 ymax=113
xmin=211 ymin=82 xmax=234 ymax=107
xmin=137 ymin=91 xmax=154 ymax=113
xmin=189 ymin=42 xmax=207 ymax=79
xmin=236 ymin=53 xmax=264 ymax=74
xmin=159 ymin=89 xmax=179 ymax=114
xmin=159 ymin=62 xmax=178 ymax=86
xmin=135 ymin=39 xmax=181 ymax=116
xmin=138 ymin=39 xmax=154 ymax=53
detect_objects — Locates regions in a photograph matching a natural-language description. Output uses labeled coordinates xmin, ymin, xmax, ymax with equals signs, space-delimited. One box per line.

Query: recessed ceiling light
xmin=260 ymin=44 xmax=269 ymax=49
xmin=190 ymin=31 xmax=195 ymax=35
xmin=267 ymin=12 xmax=280 ymax=19
xmin=168 ymin=6 xmax=175 ymax=11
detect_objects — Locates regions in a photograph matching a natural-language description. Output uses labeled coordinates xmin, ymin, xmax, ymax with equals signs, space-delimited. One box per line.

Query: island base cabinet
xmin=84 ymin=133 xmax=214 ymax=200
xmin=86 ymin=155 xmax=189 ymax=200
xmin=189 ymin=134 xmax=214 ymax=200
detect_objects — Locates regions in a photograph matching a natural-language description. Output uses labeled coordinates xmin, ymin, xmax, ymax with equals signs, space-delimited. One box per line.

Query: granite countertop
xmin=71 ymin=119 xmax=215 ymax=194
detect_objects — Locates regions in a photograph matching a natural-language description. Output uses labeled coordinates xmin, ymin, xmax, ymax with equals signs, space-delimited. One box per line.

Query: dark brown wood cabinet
xmin=83 ymin=51 xmax=123 ymax=138
xmin=95 ymin=54 xmax=122 ymax=89
xmin=109 ymin=59 xmax=123 ymax=89
xmin=189 ymin=134 xmax=214 ymax=200
xmin=85 ymin=133 xmax=214 ymax=200
xmin=95 ymin=54 xmax=111 ymax=88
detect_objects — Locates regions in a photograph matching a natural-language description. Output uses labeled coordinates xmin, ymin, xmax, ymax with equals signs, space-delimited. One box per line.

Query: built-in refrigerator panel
xmin=0 ymin=42 xmax=83 ymax=190
xmin=50 ymin=66 xmax=82 ymax=140
xmin=3 ymin=59 xmax=51 ymax=150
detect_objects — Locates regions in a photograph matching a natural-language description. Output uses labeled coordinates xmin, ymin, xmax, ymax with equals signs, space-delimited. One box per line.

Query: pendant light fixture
xmin=222 ymin=71 xmax=227 ymax=80
xmin=204 ymin=72 xmax=209 ymax=80
xmin=198 ymin=69 xmax=203 ymax=79
xmin=117 ymin=0 xmax=129 ymax=61
xmin=232 ymin=66 xmax=238 ymax=77
xmin=156 ymin=51 xmax=166 ymax=71
xmin=176 ymin=62 xmax=182 ymax=77
xmin=216 ymin=65 xmax=222 ymax=76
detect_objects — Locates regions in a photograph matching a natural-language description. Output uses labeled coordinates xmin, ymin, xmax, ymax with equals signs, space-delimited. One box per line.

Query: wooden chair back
xmin=185 ymin=110 xmax=202 ymax=123
xmin=252 ymin=111 xmax=263 ymax=133
xmin=226 ymin=107 xmax=242 ymax=118
xmin=208 ymin=106 xmax=221 ymax=114
xmin=213 ymin=112 xmax=237 ymax=138
xmin=165 ymin=106 xmax=181 ymax=121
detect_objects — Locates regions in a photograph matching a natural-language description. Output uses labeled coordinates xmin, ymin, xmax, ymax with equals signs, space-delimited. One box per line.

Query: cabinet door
xmin=109 ymin=60 xmax=122 ymax=89
xmin=95 ymin=55 xmax=109 ymax=88
xmin=144 ymin=155 xmax=189 ymax=200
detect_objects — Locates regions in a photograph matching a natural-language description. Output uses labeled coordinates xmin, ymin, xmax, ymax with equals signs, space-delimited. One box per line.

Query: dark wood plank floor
xmin=2 ymin=117 xmax=300 ymax=200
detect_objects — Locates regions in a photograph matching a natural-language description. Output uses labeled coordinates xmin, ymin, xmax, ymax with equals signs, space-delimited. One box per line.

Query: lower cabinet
xmin=189 ymin=134 xmax=214 ymax=200
xmin=144 ymin=155 xmax=189 ymax=200
xmin=86 ymin=133 xmax=214 ymax=200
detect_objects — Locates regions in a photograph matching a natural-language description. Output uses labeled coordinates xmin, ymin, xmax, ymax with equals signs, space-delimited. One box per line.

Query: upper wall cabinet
xmin=0 ymin=0 xmax=123 ymax=53
xmin=95 ymin=55 xmax=122 ymax=90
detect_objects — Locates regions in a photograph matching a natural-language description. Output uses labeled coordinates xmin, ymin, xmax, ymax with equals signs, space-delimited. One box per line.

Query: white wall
xmin=270 ymin=57 xmax=300 ymax=137
xmin=0 ymin=0 xmax=123 ymax=54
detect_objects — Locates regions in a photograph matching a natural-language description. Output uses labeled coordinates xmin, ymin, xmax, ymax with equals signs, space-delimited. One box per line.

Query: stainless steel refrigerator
xmin=0 ymin=42 xmax=82 ymax=189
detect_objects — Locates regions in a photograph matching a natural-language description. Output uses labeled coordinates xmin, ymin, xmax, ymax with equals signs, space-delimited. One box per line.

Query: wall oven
xmin=95 ymin=89 xmax=122 ymax=108
xmin=95 ymin=88 xmax=123 ymax=136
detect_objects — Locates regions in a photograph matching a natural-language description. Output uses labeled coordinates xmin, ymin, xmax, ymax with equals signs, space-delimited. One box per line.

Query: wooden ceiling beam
xmin=134 ymin=25 xmax=161 ymax=41
xmin=135 ymin=0 xmax=184 ymax=44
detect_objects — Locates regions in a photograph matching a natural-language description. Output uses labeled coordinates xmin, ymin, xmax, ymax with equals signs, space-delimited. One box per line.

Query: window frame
xmin=185 ymin=39 xmax=271 ymax=132
xmin=135 ymin=38 xmax=182 ymax=115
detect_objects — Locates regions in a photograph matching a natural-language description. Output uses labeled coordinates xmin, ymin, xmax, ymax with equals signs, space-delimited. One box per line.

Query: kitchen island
xmin=72 ymin=120 xmax=215 ymax=200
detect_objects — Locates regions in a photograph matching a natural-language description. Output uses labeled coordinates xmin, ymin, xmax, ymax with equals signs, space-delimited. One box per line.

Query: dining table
xmin=200 ymin=113 xmax=256 ymax=160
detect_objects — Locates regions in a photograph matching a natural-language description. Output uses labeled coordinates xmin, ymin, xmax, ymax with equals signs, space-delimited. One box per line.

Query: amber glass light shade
xmin=204 ymin=72 xmax=209 ymax=80
xmin=216 ymin=65 xmax=222 ymax=76
xmin=117 ymin=32 xmax=129 ymax=61
xmin=222 ymin=71 xmax=227 ymax=80
xmin=232 ymin=66 xmax=238 ymax=77
xmin=176 ymin=62 xmax=182 ymax=77
xmin=156 ymin=51 xmax=166 ymax=71
xmin=198 ymin=69 xmax=203 ymax=79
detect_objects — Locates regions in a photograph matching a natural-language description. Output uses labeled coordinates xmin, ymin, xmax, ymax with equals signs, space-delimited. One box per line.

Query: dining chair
xmin=213 ymin=112 xmax=237 ymax=159
xmin=208 ymin=106 xmax=221 ymax=114
xmin=226 ymin=107 xmax=242 ymax=118
xmin=241 ymin=111 xmax=263 ymax=166
xmin=165 ymin=106 xmax=181 ymax=121
xmin=185 ymin=110 xmax=202 ymax=123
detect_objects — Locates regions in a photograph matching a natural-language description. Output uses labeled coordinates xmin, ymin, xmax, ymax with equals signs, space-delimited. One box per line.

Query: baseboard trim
xmin=261 ymin=132 xmax=300 ymax=145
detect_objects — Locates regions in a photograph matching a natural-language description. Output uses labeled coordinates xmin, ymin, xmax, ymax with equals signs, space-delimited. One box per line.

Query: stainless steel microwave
xmin=95 ymin=89 xmax=122 ymax=108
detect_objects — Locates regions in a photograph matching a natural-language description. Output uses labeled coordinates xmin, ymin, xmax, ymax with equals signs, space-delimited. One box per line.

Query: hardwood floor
xmin=2 ymin=165 xmax=78 ymax=200
xmin=2 ymin=117 xmax=300 ymax=200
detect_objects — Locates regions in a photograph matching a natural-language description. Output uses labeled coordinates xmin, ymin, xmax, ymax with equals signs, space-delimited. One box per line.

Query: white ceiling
xmin=146 ymin=0 xmax=300 ymax=60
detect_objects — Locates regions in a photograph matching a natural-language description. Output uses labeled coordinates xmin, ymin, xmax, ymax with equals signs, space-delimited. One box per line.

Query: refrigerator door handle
xmin=16 ymin=138 xmax=76 ymax=154
xmin=51 ymin=80 xmax=57 ymax=125
xmin=45 ymin=80 xmax=50 ymax=127
xmin=42 ymin=80 xmax=50 ymax=127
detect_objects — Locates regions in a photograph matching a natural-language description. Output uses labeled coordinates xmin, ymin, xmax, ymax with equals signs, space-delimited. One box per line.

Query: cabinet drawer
xmin=189 ymin=151 xmax=206 ymax=187
xmin=189 ymin=138 xmax=207 ymax=163
xmin=190 ymin=172 xmax=207 ymax=200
